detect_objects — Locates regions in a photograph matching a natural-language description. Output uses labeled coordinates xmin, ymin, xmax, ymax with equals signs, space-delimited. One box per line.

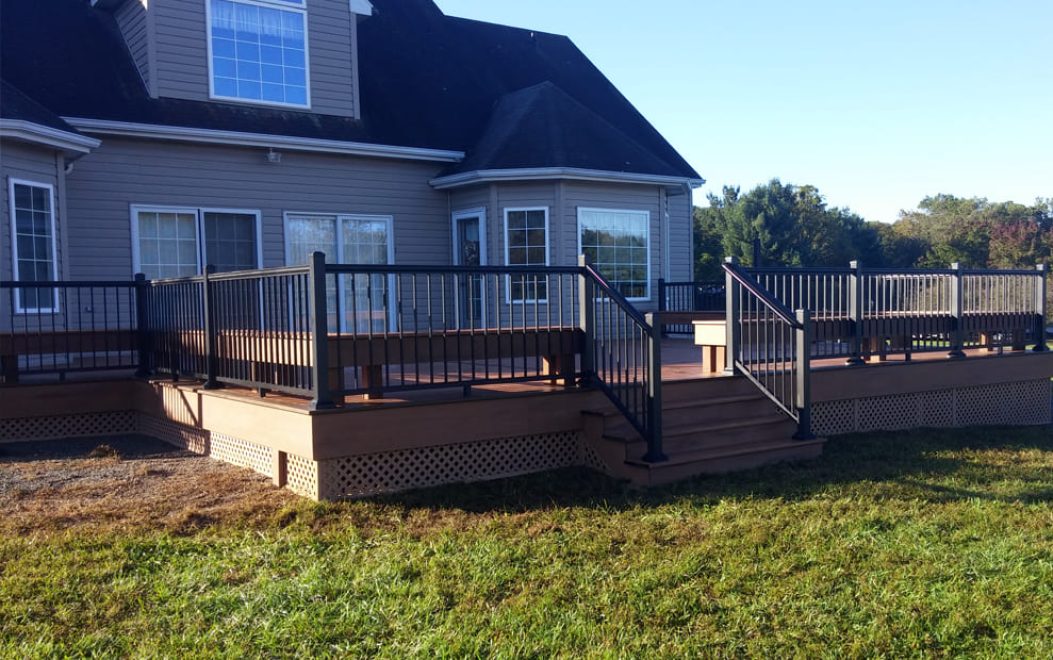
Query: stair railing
xmin=724 ymin=258 xmax=814 ymax=440
xmin=579 ymin=256 xmax=665 ymax=463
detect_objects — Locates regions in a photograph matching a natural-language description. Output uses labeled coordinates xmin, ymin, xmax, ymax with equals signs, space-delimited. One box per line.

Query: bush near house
xmin=2 ymin=426 xmax=1053 ymax=656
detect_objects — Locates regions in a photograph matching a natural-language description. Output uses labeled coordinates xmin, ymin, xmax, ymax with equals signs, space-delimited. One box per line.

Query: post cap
xmin=849 ymin=260 xmax=861 ymax=269
xmin=134 ymin=272 xmax=146 ymax=282
xmin=205 ymin=264 xmax=217 ymax=274
xmin=950 ymin=262 xmax=962 ymax=270
xmin=1038 ymin=264 xmax=1048 ymax=272
xmin=724 ymin=256 xmax=738 ymax=265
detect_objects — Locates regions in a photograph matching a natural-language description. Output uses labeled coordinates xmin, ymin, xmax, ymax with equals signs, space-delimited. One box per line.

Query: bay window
xmin=578 ymin=208 xmax=650 ymax=300
xmin=504 ymin=208 xmax=548 ymax=302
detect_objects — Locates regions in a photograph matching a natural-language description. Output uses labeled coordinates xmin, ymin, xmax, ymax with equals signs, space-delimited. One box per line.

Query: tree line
xmin=694 ymin=180 xmax=1052 ymax=284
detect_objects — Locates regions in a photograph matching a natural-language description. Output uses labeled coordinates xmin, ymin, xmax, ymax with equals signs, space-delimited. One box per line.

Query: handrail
xmin=581 ymin=260 xmax=665 ymax=463
xmin=724 ymin=259 xmax=813 ymax=439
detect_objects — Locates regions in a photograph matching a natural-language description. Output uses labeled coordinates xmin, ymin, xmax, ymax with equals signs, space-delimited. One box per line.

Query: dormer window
xmin=207 ymin=0 xmax=310 ymax=108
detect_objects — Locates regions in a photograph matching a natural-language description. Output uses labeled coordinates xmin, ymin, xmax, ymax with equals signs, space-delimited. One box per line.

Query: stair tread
xmin=583 ymin=393 xmax=767 ymax=419
xmin=627 ymin=437 xmax=827 ymax=468
xmin=603 ymin=413 xmax=792 ymax=443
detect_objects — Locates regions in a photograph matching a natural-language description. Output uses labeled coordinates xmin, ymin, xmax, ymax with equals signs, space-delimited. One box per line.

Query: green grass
xmin=4 ymin=426 xmax=1053 ymax=657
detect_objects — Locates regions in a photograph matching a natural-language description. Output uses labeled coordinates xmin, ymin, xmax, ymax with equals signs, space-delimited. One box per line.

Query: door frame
xmin=451 ymin=208 xmax=488 ymax=327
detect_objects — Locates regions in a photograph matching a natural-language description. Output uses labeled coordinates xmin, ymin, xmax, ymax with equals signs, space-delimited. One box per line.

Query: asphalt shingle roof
xmin=0 ymin=0 xmax=700 ymax=180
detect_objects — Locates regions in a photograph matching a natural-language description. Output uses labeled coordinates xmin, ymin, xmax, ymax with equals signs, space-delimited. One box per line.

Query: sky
xmin=434 ymin=0 xmax=1052 ymax=223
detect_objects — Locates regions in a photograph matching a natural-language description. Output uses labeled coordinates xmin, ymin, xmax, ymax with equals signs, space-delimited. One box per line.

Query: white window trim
xmin=577 ymin=207 xmax=652 ymax=302
xmin=205 ymin=0 xmax=313 ymax=111
xmin=130 ymin=205 xmax=263 ymax=278
xmin=9 ymin=178 xmax=60 ymax=314
xmin=452 ymin=207 xmax=488 ymax=327
xmin=502 ymin=206 xmax=550 ymax=304
xmin=281 ymin=211 xmax=396 ymax=332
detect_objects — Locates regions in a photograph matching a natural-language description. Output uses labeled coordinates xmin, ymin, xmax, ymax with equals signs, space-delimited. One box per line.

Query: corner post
xmin=309 ymin=251 xmax=334 ymax=410
xmin=724 ymin=256 xmax=740 ymax=375
xmin=947 ymin=262 xmax=966 ymax=359
xmin=657 ymin=278 xmax=667 ymax=338
xmin=1035 ymin=264 xmax=1048 ymax=352
xmin=644 ymin=312 xmax=667 ymax=463
xmin=794 ymin=308 xmax=815 ymax=441
xmin=578 ymin=255 xmax=595 ymax=384
xmin=845 ymin=260 xmax=865 ymax=365
xmin=201 ymin=265 xmax=220 ymax=389
xmin=133 ymin=273 xmax=151 ymax=378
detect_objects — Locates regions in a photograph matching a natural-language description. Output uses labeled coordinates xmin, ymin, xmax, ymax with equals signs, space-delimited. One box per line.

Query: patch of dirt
xmin=0 ymin=436 xmax=297 ymax=536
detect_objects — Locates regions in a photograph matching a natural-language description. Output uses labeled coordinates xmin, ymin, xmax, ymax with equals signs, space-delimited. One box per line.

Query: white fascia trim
xmin=0 ymin=119 xmax=101 ymax=154
xmin=430 ymin=168 xmax=705 ymax=190
xmin=62 ymin=117 xmax=465 ymax=163
xmin=349 ymin=0 xmax=374 ymax=15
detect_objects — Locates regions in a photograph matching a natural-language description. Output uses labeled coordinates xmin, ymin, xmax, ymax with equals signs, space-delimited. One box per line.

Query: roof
xmin=0 ymin=0 xmax=700 ymax=181
xmin=0 ymin=81 xmax=80 ymax=134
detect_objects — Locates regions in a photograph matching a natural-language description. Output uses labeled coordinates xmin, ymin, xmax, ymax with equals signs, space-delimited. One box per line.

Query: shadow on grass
xmin=0 ymin=435 xmax=196 ymax=463
xmin=369 ymin=425 xmax=1053 ymax=514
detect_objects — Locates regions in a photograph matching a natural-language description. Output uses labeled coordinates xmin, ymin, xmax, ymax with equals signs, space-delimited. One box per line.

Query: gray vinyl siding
xmin=666 ymin=186 xmax=694 ymax=282
xmin=0 ymin=141 xmax=64 ymax=283
xmin=115 ymin=0 xmax=151 ymax=90
xmin=152 ymin=0 xmax=358 ymax=118
xmin=63 ymin=137 xmax=450 ymax=279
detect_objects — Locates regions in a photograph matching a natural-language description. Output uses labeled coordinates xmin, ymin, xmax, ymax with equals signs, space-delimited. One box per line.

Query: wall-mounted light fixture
xmin=266 ymin=148 xmax=282 ymax=164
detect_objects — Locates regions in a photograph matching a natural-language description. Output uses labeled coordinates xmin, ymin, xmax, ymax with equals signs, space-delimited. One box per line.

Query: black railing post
xmin=657 ymin=278 xmax=667 ymax=338
xmin=793 ymin=308 xmax=815 ymax=440
xmin=947 ymin=262 xmax=966 ymax=359
xmin=724 ymin=257 xmax=739 ymax=375
xmin=133 ymin=273 xmax=151 ymax=378
xmin=309 ymin=251 xmax=335 ymax=410
xmin=846 ymin=260 xmax=865 ymax=365
xmin=643 ymin=312 xmax=666 ymax=463
xmin=578 ymin=255 xmax=595 ymax=384
xmin=1035 ymin=264 xmax=1048 ymax=352
xmin=202 ymin=265 xmax=220 ymax=389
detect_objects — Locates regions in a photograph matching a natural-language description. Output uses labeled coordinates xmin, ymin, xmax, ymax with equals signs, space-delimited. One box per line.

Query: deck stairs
xmin=582 ymin=375 xmax=826 ymax=486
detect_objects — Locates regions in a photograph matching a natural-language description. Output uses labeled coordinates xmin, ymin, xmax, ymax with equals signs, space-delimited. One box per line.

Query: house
xmin=2 ymin=0 xmax=1049 ymax=501
xmin=0 ymin=0 xmax=702 ymax=304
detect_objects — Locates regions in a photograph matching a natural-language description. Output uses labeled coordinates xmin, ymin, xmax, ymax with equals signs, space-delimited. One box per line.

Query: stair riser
xmin=660 ymin=398 xmax=780 ymax=428
xmin=638 ymin=443 xmax=825 ymax=487
xmin=622 ymin=421 xmax=798 ymax=458
xmin=662 ymin=377 xmax=758 ymax=403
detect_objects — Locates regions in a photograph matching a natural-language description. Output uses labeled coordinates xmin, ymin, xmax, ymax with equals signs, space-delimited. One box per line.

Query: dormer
xmin=99 ymin=0 xmax=371 ymax=118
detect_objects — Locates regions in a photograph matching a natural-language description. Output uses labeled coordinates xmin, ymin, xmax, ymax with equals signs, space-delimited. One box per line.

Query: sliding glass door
xmin=285 ymin=213 xmax=394 ymax=332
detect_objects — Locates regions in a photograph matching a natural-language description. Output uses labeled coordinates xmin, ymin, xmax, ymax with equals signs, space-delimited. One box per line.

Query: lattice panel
xmin=920 ymin=389 xmax=956 ymax=428
xmin=138 ymin=414 xmax=209 ymax=454
xmin=0 ymin=411 xmax=137 ymax=443
xmin=812 ymin=399 xmax=856 ymax=437
xmin=856 ymin=393 xmax=922 ymax=433
xmin=209 ymin=433 xmax=274 ymax=478
xmin=957 ymin=379 xmax=1051 ymax=427
xmin=581 ymin=442 xmax=610 ymax=475
xmin=317 ymin=431 xmax=582 ymax=500
xmin=287 ymin=454 xmax=319 ymax=499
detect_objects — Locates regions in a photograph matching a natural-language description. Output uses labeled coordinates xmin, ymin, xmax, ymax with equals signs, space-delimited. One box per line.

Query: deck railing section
xmin=1 ymin=281 xmax=141 ymax=381
xmin=657 ymin=279 xmax=725 ymax=334
xmin=321 ymin=262 xmax=582 ymax=398
xmin=750 ymin=262 xmax=1047 ymax=360
xmin=583 ymin=261 xmax=665 ymax=462
xmin=724 ymin=259 xmax=813 ymax=439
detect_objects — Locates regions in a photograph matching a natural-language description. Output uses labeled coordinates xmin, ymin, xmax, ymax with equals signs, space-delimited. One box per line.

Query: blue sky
xmin=434 ymin=1 xmax=1052 ymax=223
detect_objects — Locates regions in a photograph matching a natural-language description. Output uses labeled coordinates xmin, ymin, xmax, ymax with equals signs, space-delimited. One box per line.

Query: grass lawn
xmin=3 ymin=426 xmax=1053 ymax=657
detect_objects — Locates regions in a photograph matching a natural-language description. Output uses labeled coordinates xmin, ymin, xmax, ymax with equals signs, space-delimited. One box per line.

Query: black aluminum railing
xmin=657 ymin=278 xmax=725 ymax=334
xmin=724 ymin=260 xmax=813 ymax=439
xmin=1 ymin=280 xmax=141 ymax=381
xmin=1 ymin=254 xmax=666 ymax=462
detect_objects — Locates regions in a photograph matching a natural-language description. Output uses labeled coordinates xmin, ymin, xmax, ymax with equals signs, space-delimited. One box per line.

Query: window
xmin=9 ymin=179 xmax=58 ymax=312
xmin=578 ymin=208 xmax=650 ymax=300
xmin=284 ymin=213 xmax=393 ymax=332
xmin=208 ymin=0 xmax=309 ymax=108
xmin=132 ymin=207 xmax=261 ymax=279
xmin=504 ymin=208 xmax=548 ymax=302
